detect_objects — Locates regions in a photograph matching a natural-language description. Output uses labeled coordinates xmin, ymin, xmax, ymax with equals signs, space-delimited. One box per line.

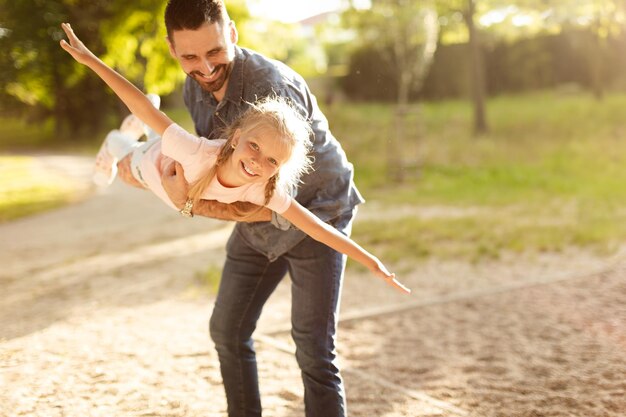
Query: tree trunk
xmin=390 ymin=72 xmax=411 ymax=183
xmin=466 ymin=0 xmax=488 ymax=135
xmin=590 ymin=33 xmax=605 ymax=101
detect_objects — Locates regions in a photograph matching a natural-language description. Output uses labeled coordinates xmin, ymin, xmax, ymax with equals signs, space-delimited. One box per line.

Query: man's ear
xmin=229 ymin=20 xmax=238 ymax=44
xmin=166 ymin=36 xmax=177 ymax=59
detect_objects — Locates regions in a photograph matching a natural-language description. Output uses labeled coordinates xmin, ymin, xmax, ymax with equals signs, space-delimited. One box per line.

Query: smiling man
xmin=117 ymin=1 xmax=364 ymax=416
xmin=168 ymin=15 xmax=236 ymax=101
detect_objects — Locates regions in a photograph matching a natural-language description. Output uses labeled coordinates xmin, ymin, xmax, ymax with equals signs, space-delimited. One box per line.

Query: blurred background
xmin=2 ymin=0 xmax=626 ymax=265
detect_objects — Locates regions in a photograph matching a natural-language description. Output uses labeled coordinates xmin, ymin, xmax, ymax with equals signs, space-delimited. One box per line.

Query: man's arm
xmin=162 ymin=160 xmax=272 ymax=222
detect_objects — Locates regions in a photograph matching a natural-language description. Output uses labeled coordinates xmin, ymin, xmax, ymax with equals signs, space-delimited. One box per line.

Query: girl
xmin=59 ymin=22 xmax=410 ymax=294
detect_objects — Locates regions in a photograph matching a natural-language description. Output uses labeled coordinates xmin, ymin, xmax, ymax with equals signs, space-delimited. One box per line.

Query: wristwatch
xmin=180 ymin=198 xmax=194 ymax=218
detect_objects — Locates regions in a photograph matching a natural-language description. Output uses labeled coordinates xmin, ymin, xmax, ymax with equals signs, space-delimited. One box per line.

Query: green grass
xmin=0 ymin=117 xmax=63 ymax=151
xmin=193 ymin=264 xmax=223 ymax=294
xmin=354 ymin=205 xmax=626 ymax=265
xmin=0 ymin=156 xmax=85 ymax=222
xmin=325 ymin=90 xmax=626 ymax=261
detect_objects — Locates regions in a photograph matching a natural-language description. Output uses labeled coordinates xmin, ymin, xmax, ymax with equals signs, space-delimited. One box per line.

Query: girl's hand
xmin=371 ymin=258 xmax=411 ymax=294
xmin=59 ymin=23 xmax=97 ymax=65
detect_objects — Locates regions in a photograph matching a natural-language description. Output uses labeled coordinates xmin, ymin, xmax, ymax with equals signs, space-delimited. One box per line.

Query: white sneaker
xmin=93 ymin=133 xmax=119 ymax=187
xmin=119 ymin=114 xmax=145 ymax=140
xmin=92 ymin=131 xmax=139 ymax=187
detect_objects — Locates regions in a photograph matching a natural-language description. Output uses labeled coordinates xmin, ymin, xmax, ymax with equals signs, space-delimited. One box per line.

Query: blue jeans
xmin=209 ymin=211 xmax=354 ymax=417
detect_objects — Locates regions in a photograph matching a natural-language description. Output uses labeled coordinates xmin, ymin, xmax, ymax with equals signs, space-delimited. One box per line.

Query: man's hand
xmin=161 ymin=159 xmax=272 ymax=221
xmin=116 ymin=154 xmax=144 ymax=189
xmin=161 ymin=160 xmax=190 ymax=210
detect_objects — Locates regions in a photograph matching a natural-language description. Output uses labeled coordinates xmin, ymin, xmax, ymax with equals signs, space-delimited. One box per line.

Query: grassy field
xmin=327 ymin=91 xmax=626 ymax=262
xmin=2 ymin=90 xmax=626 ymax=261
xmin=0 ymin=156 xmax=87 ymax=222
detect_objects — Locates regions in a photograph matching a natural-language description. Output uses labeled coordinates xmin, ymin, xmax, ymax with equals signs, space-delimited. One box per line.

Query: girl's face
xmin=220 ymin=126 xmax=291 ymax=187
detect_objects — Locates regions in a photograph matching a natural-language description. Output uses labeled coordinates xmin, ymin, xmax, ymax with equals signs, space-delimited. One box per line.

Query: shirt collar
xmin=221 ymin=46 xmax=245 ymax=105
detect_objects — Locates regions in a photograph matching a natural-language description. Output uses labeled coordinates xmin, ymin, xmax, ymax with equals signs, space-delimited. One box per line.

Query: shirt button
xmin=215 ymin=111 xmax=220 ymax=116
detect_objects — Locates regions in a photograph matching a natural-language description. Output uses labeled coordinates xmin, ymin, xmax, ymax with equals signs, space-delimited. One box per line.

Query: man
xmin=118 ymin=1 xmax=362 ymax=416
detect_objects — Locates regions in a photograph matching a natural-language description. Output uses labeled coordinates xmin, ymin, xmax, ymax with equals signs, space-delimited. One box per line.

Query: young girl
xmin=60 ymin=22 xmax=410 ymax=294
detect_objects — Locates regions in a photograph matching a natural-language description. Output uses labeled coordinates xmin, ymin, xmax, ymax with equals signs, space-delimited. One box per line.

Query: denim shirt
xmin=183 ymin=46 xmax=364 ymax=261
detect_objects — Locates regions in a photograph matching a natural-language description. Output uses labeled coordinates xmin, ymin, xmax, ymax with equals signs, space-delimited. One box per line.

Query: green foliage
xmin=0 ymin=0 xmax=68 ymax=114
xmin=340 ymin=0 xmax=626 ymax=102
xmin=435 ymin=0 xmax=626 ymax=43
xmin=100 ymin=2 xmax=176 ymax=94
xmin=342 ymin=27 xmax=626 ymax=101
xmin=0 ymin=1 xmax=131 ymax=134
xmin=1 ymin=1 xmax=254 ymax=139
xmin=343 ymin=0 xmax=439 ymax=103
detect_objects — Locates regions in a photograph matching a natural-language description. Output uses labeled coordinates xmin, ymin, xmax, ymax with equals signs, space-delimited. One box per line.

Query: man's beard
xmin=189 ymin=62 xmax=233 ymax=94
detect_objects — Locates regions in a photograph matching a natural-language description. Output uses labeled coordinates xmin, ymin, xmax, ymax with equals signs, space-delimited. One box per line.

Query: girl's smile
xmin=241 ymin=160 xmax=259 ymax=177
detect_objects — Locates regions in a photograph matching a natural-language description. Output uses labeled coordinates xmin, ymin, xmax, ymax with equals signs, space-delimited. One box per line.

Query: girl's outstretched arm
xmin=59 ymin=23 xmax=171 ymax=137
xmin=281 ymin=200 xmax=411 ymax=294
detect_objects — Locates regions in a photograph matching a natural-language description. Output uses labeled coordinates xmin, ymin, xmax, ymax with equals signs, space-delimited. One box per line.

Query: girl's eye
xmin=250 ymin=142 xmax=259 ymax=150
xmin=268 ymin=158 xmax=278 ymax=166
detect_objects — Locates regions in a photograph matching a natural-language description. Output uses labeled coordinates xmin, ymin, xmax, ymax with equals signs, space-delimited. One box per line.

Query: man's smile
xmin=193 ymin=66 xmax=222 ymax=82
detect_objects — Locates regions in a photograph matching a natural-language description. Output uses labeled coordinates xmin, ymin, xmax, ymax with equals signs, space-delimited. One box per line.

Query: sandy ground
xmin=0 ymin=155 xmax=625 ymax=417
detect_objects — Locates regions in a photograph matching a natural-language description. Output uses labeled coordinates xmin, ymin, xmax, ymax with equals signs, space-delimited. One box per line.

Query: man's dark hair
xmin=165 ymin=0 xmax=228 ymax=41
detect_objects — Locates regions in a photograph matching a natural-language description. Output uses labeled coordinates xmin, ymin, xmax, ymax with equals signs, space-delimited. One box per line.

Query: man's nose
xmin=201 ymin=57 xmax=215 ymax=74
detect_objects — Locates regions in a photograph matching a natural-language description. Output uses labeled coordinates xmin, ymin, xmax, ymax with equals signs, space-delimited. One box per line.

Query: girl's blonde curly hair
xmin=187 ymin=96 xmax=314 ymax=220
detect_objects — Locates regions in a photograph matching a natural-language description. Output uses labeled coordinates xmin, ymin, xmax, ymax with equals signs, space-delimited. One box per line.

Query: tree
xmin=1 ymin=0 xmax=77 ymax=135
xmin=345 ymin=0 xmax=439 ymax=181
xmin=466 ymin=0 xmax=488 ymax=134
xmin=525 ymin=0 xmax=626 ymax=99
xmin=435 ymin=0 xmax=489 ymax=135
xmin=435 ymin=0 xmax=626 ymax=134
xmin=0 ymin=1 xmax=252 ymax=139
xmin=1 ymin=1 xmax=164 ymax=137
xmin=461 ymin=0 xmax=626 ymax=101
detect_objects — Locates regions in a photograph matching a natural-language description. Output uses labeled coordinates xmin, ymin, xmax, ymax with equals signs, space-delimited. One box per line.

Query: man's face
xmin=168 ymin=20 xmax=237 ymax=97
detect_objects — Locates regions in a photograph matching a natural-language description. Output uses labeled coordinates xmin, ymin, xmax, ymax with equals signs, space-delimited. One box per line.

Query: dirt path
xmin=1 ymin=155 xmax=624 ymax=416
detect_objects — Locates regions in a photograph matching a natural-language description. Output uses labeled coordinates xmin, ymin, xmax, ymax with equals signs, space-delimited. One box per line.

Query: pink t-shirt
xmin=136 ymin=123 xmax=292 ymax=214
